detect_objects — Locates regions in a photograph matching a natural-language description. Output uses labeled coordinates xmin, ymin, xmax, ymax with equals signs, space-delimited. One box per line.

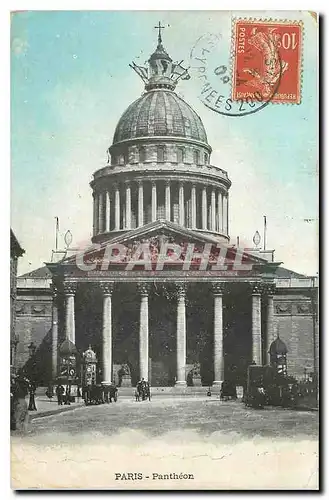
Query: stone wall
xmin=273 ymin=293 xmax=316 ymax=379
xmin=15 ymin=294 xmax=53 ymax=378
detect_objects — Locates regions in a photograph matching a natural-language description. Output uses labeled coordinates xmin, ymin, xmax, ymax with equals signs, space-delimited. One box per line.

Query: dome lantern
xmin=130 ymin=21 xmax=191 ymax=92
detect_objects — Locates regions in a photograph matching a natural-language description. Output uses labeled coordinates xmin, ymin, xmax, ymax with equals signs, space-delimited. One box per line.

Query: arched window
xmin=193 ymin=149 xmax=200 ymax=165
xmin=157 ymin=145 xmax=165 ymax=163
xmin=176 ymin=147 xmax=184 ymax=163
xmin=204 ymin=152 xmax=209 ymax=165
xmin=139 ymin=146 xmax=146 ymax=163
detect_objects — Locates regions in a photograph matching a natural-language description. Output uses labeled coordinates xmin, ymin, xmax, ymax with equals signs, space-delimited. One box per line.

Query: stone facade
xmin=273 ymin=290 xmax=318 ymax=379
xmin=10 ymin=230 xmax=25 ymax=370
xmin=15 ymin=272 xmax=53 ymax=384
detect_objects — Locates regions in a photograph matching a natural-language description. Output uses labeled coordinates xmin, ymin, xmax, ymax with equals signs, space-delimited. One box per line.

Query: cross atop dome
xmin=129 ymin=22 xmax=190 ymax=91
xmin=154 ymin=21 xmax=165 ymax=48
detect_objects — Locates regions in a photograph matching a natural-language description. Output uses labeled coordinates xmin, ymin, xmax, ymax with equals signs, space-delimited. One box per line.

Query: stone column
xmin=93 ymin=193 xmax=97 ymax=236
xmin=217 ymin=191 xmax=221 ymax=232
xmin=220 ymin=192 xmax=224 ymax=232
xmin=226 ymin=194 xmax=229 ymax=235
xmin=176 ymin=284 xmax=187 ymax=386
xmin=151 ymin=181 xmax=157 ymax=222
xmin=105 ymin=190 xmax=110 ymax=232
xmin=138 ymin=284 xmax=150 ymax=381
xmin=125 ymin=182 xmax=131 ymax=229
xmin=64 ymin=283 xmax=77 ymax=345
xmin=115 ymin=185 xmax=120 ymax=230
xmin=191 ymin=184 xmax=197 ymax=229
xmin=51 ymin=285 xmax=58 ymax=380
xmin=179 ymin=183 xmax=185 ymax=226
xmin=138 ymin=181 xmax=144 ymax=227
xmin=100 ymin=282 xmax=114 ymax=385
xmin=222 ymin=194 xmax=228 ymax=234
xmin=95 ymin=193 xmax=100 ymax=235
xmin=202 ymin=186 xmax=207 ymax=229
xmin=98 ymin=192 xmax=104 ymax=233
xmin=265 ymin=285 xmax=275 ymax=364
xmin=211 ymin=189 xmax=216 ymax=231
xmin=212 ymin=283 xmax=224 ymax=386
xmin=251 ymin=284 xmax=262 ymax=365
xmin=165 ymin=181 xmax=171 ymax=221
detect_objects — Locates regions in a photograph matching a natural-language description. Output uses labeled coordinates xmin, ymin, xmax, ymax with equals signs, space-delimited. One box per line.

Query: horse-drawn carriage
xmin=244 ymin=364 xmax=316 ymax=409
xmin=135 ymin=380 xmax=151 ymax=401
xmin=83 ymin=384 xmax=118 ymax=405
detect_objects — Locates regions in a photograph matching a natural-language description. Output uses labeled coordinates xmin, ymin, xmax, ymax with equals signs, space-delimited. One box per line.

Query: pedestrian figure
xmin=11 ymin=375 xmax=29 ymax=431
xmin=28 ymin=380 xmax=37 ymax=411
xmin=135 ymin=380 xmax=143 ymax=401
xmin=64 ymin=385 xmax=71 ymax=405
xmin=56 ymin=384 xmax=65 ymax=405
xmin=45 ymin=383 xmax=53 ymax=399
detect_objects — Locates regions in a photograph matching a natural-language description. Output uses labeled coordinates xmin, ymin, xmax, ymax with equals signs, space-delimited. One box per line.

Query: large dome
xmin=92 ymin=28 xmax=231 ymax=245
xmin=112 ymin=90 xmax=208 ymax=146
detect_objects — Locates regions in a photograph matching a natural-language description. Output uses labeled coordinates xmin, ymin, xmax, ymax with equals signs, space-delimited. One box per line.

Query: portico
xmin=51 ymin=261 xmax=276 ymax=388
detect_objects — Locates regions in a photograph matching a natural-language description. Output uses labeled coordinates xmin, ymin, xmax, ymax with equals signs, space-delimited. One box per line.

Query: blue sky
xmin=11 ymin=10 xmax=318 ymax=275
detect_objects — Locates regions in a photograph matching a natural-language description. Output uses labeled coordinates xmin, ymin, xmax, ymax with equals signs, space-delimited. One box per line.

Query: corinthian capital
xmin=63 ymin=282 xmax=77 ymax=296
xmin=263 ymin=283 xmax=276 ymax=296
xmin=137 ymin=283 xmax=151 ymax=297
xmin=212 ymin=283 xmax=225 ymax=295
xmin=251 ymin=283 xmax=263 ymax=295
xmin=176 ymin=283 xmax=187 ymax=299
xmin=99 ymin=282 xmax=114 ymax=296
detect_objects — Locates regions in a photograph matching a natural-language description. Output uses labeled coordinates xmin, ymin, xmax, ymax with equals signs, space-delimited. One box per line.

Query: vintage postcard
xmin=10 ymin=10 xmax=318 ymax=490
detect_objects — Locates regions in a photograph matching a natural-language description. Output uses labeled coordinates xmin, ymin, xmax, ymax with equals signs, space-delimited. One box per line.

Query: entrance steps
xmin=36 ymin=385 xmax=222 ymax=398
xmin=117 ymin=386 xmax=220 ymax=397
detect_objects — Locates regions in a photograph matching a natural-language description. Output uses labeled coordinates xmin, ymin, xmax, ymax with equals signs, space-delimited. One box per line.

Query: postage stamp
xmin=232 ymin=19 xmax=303 ymax=104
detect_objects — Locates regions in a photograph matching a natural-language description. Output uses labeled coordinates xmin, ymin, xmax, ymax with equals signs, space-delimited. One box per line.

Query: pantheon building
xmin=15 ymin=30 xmax=318 ymax=389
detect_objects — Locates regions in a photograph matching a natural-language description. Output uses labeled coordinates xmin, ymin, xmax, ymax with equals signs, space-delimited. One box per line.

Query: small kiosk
xmin=82 ymin=345 xmax=98 ymax=387
xmin=58 ymin=339 xmax=78 ymax=402
xmin=269 ymin=336 xmax=288 ymax=377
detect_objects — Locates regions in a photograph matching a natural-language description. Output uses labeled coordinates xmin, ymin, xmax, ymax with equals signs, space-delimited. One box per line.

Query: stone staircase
xmin=117 ymin=385 xmax=218 ymax=397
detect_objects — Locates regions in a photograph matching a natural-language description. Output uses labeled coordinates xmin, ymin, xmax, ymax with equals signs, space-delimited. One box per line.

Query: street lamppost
xmin=10 ymin=335 xmax=19 ymax=375
xmin=27 ymin=342 xmax=37 ymax=411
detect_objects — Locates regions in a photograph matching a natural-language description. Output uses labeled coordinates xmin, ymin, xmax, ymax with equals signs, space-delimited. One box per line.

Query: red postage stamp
xmin=232 ymin=19 xmax=303 ymax=104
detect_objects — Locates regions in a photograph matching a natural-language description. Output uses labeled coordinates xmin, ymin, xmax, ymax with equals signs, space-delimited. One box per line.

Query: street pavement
xmin=28 ymin=396 xmax=84 ymax=419
xmin=25 ymin=396 xmax=318 ymax=439
xmin=11 ymin=397 xmax=319 ymax=490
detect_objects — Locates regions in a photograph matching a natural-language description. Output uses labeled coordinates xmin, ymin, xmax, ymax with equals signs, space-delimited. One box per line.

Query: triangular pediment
xmin=53 ymin=220 xmax=277 ymax=275
xmin=107 ymin=220 xmax=221 ymax=246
